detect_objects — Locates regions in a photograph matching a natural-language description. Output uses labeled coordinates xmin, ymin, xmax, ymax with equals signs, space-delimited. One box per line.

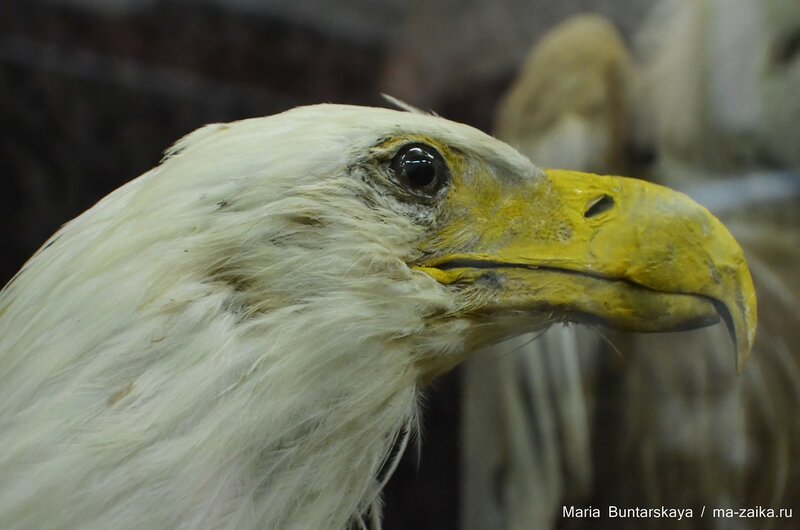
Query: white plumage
xmin=0 ymin=106 xmax=533 ymax=529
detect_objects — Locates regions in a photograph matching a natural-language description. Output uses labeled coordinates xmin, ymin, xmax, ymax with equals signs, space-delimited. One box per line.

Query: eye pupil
xmin=404 ymin=153 xmax=436 ymax=188
xmin=390 ymin=143 xmax=450 ymax=198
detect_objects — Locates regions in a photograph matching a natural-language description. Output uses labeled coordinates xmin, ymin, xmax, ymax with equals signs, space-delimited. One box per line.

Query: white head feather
xmin=0 ymin=105 xmax=535 ymax=530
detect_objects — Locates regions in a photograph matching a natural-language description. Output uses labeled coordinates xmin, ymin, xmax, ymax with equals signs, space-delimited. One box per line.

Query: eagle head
xmin=0 ymin=104 xmax=755 ymax=529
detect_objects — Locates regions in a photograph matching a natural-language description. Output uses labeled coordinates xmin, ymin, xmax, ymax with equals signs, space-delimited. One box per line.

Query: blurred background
xmin=2 ymin=0 xmax=798 ymax=528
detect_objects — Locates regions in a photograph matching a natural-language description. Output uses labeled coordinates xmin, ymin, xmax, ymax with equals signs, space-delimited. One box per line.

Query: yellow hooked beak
xmin=415 ymin=169 xmax=757 ymax=373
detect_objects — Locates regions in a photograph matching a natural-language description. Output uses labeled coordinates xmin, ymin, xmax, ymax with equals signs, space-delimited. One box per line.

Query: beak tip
xmin=717 ymin=291 xmax=756 ymax=375
xmin=727 ymin=252 xmax=758 ymax=375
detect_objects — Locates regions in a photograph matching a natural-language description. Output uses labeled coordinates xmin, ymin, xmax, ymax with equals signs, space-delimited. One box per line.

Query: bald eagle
xmin=0 ymin=105 xmax=755 ymax=529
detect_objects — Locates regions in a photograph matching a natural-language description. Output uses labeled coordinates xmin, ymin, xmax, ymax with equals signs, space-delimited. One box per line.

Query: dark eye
xmin=390 ymin=143 xmax=450 ymax=198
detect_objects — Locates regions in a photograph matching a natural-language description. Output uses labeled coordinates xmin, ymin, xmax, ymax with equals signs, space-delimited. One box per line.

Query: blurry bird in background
xmin=465 ymin=2 xmax=800 ymax=528
xmin=638 ymin=0 xmax=800 ymax=177
xmin=0 ymin=104 xmax=756 ymax=529
xmin=493 ymin=15 xmax=639 ymax=176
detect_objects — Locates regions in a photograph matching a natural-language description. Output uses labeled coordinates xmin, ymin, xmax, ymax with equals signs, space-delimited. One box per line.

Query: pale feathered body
xmin=638 ymin=0 xmax=800 ymax=178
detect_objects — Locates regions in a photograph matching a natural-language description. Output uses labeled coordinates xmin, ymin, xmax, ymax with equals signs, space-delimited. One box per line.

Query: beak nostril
xmin=584 ymin=195 xmax=615 ymax=218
